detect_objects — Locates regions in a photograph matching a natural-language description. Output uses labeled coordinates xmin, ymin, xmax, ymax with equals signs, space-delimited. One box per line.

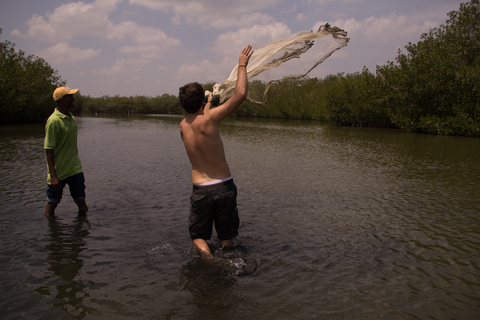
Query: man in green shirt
xmin=44 ymin=86 xmax=88 ymax=216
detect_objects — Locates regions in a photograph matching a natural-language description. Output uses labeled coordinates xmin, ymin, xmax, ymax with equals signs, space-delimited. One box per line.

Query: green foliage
xmin=0 ymin=29 xmax=65 ymax=124
xmin=78 ymin=93 xmax=181 ymax=115
xmin=231 ymin=71 xmax=392 ymax=128
xmin=376 ymin=0 xmax=480 ymax=136
xmin=323 ymin=69 xmax=392 ymax=127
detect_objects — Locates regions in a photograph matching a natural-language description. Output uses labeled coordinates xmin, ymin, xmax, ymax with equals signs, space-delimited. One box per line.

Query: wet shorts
xmin=46 ymin=172 xmax=86 ymax=204
xmin=189 ymin=178 xmax=239 ymax=241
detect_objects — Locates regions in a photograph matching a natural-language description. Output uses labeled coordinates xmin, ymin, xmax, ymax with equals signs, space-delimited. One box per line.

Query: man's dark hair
xmin=179 ymin=82 xmax=204 ymax=114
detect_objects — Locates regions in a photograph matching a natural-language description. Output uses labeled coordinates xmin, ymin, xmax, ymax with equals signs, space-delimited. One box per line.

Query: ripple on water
xmin=1 ymin=117 xmax=480 ymax=319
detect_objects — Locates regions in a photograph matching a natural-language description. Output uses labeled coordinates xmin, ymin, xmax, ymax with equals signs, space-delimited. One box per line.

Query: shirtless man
xmin=179 ymin=45 xmax=253 ymax=258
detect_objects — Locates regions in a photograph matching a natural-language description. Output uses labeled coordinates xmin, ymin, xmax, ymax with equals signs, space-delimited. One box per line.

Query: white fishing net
xmin=212 ymin=24 xmax=349 ymax=104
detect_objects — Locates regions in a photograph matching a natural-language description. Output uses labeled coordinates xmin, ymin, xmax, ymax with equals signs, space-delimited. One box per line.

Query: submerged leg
xmin=44 ymin=202 xmax=58 ymax=216
xmin=75 ymin=199 xmax=88 ymax=215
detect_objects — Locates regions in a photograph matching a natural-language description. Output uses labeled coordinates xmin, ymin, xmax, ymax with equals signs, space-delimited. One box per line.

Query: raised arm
xmin=206 ymin=45 xmax=253 ymax=123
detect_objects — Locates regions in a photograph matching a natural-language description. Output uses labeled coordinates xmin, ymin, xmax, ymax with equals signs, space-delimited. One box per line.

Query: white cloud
xmin=177 ymin=59 xmax=214 ymax=80
xmin=94 ymin=0 xmax=123 ymax=11
xmin=11 ymin=0 xmax=179 ymax=52
xmin=362 ymin=14 xmax=438 ymax=42
xmin=119 ymin=44 xmax=164 ymax=59
xmin=324 ymin=13 xmax=442 ymax=44
xmin=129 ymin=0 xmax=281 ymax=12
xmin=91 ymin=58 xmax=148 ymax=76
xmin=215 ymin=23 xmax=292 ymax=56
xmin=37 ymin=43 xmax=101 ymax=64
xmin=176 ymin=55 xmax=239 ymax=86
xmin=128 ymin=0 xmax=176 ymax=11
xmin=129 ymin=0 xmax=282 ymax=26
xmin=209 ymin=12 xmax=276 ymax=29
xmin=131 ymin=25 xmax=180 ymax=46
xmin=13 ymin=1 xmax=112 ymax=42
xmin=11 ymin=15 xmax=57 ymax=41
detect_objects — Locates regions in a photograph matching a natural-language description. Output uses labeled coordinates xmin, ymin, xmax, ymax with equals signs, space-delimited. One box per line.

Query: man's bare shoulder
xmin=180 ymin=117 xmax=187 ymax=129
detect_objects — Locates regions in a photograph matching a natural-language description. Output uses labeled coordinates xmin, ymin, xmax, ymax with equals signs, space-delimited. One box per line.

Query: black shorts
xmin=46 ymin=172 xmax=86 ymax=203
xmin=189 ymin=179 xmax=239 ymax=241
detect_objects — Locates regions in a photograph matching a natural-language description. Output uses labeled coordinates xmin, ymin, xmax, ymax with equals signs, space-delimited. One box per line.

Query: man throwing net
xmin=179 ymin=45 xmax=254 ymax=259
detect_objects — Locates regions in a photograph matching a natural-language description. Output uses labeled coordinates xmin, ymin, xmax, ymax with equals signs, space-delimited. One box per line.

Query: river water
xmin=1 ymin=115 xmax=479 ymax=319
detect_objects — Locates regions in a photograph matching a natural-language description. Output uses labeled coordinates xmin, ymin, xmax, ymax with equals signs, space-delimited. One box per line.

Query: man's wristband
xmin=238 ymin=64 xmax=247 ymax=68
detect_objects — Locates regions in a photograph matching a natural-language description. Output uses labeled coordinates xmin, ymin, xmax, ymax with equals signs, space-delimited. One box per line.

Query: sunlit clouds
xmin=37 ymin=43 xmax=101 ymax=63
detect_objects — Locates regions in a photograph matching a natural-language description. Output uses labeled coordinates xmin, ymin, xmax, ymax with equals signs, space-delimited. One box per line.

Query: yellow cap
xmin=53 ymin=86 xmax=78 ymax=101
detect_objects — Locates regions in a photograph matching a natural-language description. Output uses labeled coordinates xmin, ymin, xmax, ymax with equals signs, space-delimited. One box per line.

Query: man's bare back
xmin=180 ymin=45 xmax=254 ymax=186
xmin=180 ymin=113 xmax=231 ymax=185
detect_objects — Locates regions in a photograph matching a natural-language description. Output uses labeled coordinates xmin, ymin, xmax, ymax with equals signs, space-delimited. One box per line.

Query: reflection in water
xmin=180 ymin=242 xmax=261 ymax=319
xmin=180 ymin=258 xmax=249 ymax=320
xmin=39 ymin=215 xmax=93 ymax=318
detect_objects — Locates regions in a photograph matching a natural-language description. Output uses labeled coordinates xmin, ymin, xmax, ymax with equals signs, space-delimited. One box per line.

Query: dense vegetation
xmin=73 ymin=93 xmax=181 ymax=115
xmin=0 ymin=29 xmax=65 ymax=124
xmin=232 ymin=72 xmax=393 ymax=129
xmin=377 ymin=0 xmax=480 ymax=136
xmin=1 ymin=1 xmax=479 ymax=136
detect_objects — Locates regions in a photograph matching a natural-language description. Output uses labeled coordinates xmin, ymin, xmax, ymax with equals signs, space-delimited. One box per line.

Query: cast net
xmin=212 ymin=24 xmax=349 ymax=104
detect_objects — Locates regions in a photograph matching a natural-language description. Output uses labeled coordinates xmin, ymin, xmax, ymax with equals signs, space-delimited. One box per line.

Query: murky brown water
xmin=1 ymin=115 xmax=479 ymax=319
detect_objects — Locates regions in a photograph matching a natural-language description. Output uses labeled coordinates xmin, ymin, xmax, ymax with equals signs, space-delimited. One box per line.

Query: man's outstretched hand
xmin=239 ymin=45 xmax=254 ymax=67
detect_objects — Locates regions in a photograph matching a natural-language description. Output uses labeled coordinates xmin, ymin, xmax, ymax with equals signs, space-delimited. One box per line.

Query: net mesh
xmin=212 ymin=24 xmax=349 ymax=104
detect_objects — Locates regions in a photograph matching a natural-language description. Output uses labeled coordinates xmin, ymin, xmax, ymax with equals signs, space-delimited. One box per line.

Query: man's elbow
xmin=231 ymin=86 xmax=248 ymax=104
xmin=237 ymin=89 xmax=248 ymax=101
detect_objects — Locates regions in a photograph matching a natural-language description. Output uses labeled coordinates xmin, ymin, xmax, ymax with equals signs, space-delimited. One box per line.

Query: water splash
xmin=213 ymin=246 xmax=260 ymax=277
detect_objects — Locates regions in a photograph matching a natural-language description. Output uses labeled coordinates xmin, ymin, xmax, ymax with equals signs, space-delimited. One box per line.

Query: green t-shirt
xmin=44 ymin=108 xmax=83 ymax=184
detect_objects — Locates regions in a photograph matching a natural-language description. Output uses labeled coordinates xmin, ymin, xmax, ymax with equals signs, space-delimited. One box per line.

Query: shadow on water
xmin=35 ymin=215 xmax=94 ymax=318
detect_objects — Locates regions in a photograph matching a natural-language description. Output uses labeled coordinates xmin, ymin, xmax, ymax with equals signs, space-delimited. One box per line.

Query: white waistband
xmin=194 ymin=176 xmax=232 ymax=186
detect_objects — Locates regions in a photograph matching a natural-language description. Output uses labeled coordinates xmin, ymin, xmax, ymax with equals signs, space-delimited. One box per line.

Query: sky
xmin=0 ymin=0 xmax=465 ymax=98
